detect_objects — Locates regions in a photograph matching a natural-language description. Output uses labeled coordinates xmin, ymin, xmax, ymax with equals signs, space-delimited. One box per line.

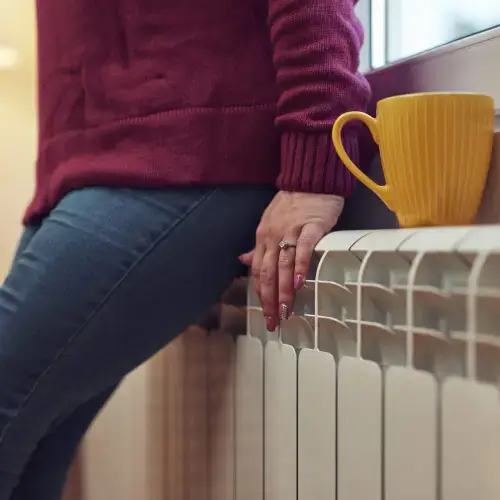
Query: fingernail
xmin=294 ymin=274 xmax=305 ymax=290
xmin=266 ymin=317 xmax=276 ymax=332
xmin=280 ymin=303 xmax=289 ymax=321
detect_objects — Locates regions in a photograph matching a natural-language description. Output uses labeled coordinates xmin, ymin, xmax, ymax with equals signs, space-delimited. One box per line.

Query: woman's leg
xmin=8 ymin=224 xmax=105 ymax=499
xmin=0 ymin=185 xmax=273 ymax=499
xmin=11 ymin=387 xmax=116 ymax=500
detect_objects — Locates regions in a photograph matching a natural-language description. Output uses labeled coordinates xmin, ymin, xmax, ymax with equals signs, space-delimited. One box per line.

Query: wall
xmin=0 ymin=0 xmax=37 ymax=279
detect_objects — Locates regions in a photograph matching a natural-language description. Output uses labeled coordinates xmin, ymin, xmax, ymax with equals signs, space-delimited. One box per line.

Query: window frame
xmin=356 ymin=0 xmax=500 ymax=123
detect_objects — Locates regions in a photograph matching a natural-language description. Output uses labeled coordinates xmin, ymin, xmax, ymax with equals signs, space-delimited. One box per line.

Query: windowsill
xmin=366 ymin=25 xmax=500 ymax=76
xmin=364 ymin=26 xmax=500 ymax=118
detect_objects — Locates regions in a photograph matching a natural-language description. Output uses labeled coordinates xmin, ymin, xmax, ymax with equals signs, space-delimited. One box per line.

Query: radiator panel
xmin=264 ymin=341 xmax=297 ymax=500
xmin=337 ymin=357 xmax=382 ymax=500
xmin=384 ymin=367 xmax=437 ymax=500
xmin=234 ymin=335 xmax=264 ymax=500
xmin=297 ymin=348 xmax=336 ymax=500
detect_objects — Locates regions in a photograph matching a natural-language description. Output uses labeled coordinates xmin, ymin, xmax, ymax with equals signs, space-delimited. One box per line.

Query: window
xmin=356 ymin=0 xmax=500 ymax=70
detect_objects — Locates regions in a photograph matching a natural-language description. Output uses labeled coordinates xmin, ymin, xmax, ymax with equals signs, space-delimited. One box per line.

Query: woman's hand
xmin=239 ymin=191 xmax=344 ymax=331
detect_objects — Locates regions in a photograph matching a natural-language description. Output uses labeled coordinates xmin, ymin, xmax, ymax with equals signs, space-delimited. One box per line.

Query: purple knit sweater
xmin=26 ymin=0 xmax=371 ymax=223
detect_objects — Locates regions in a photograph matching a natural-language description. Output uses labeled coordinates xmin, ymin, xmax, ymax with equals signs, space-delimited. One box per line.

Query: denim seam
xmin=0 ymin=188 xmax=219 ymax=447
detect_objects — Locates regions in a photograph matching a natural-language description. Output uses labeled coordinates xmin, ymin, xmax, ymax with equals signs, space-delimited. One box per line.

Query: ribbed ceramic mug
xmin=332 ymin=93 xmax=495 ymax=227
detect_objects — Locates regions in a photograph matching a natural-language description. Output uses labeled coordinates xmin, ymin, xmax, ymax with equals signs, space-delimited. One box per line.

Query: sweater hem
xmin=25 ymin=104 xmax=280 ymax=223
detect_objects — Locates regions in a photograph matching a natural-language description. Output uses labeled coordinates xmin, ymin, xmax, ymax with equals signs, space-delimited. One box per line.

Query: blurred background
xmin=0 ymin=0 xmax=36 ymax=279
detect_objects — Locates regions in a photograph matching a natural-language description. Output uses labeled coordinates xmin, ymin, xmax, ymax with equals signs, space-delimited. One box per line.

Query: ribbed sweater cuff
xmin=276 ymin=131 xmax=359 ymax=197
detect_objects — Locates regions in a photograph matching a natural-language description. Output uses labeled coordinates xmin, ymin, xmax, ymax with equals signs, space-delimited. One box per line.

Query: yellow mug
xmin=332 ymin=93 xmax=495 ymax=227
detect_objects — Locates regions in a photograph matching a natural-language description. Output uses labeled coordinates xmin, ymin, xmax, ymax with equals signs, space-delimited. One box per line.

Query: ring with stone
xmin=278 ymin=240 xmax=297 ymax=250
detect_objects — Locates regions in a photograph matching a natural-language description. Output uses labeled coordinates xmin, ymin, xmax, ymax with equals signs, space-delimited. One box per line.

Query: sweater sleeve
xmin=269 ymin=0 xmax=371 ymax=196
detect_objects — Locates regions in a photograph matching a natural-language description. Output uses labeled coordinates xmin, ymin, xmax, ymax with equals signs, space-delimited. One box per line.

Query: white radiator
xmin=239 ymin=226 xmax=500 ymax=500
xmin=83 ymin=225 xmax=500 ymax=500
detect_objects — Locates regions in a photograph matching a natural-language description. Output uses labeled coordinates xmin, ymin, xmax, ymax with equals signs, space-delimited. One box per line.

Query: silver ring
xmin=278 ymin=240 xmax=297 ymax=250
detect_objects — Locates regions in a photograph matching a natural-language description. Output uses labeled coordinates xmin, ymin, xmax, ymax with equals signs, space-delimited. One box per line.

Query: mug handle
xmin=332 ymin=111 xmax=392 ymax=209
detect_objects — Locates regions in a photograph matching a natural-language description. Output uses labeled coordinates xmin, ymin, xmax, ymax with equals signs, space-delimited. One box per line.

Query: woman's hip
xmin=0 ymin=185 xmax=273 ymax=480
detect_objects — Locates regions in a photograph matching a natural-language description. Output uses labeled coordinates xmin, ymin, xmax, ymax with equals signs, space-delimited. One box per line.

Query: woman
xmin=0 ymin=0 xmax=369 ymax=497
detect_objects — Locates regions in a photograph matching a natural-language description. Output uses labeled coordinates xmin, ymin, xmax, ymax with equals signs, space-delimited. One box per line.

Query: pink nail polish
xmin=294 ymin=274 xmax=305 ymax=290
xmin=266 ymin=317 xmax=276 ymax=332
xmin=280 ymin=303 xmax=289 ymax=320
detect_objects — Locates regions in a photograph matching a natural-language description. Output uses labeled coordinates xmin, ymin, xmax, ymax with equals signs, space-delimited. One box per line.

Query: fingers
xmin=238 ymin=251 xmax=254 ymax=266
xmin=243 ymin=223 xmax=324 ymax=332
xmin=250 ymin=245 xmax=265 ymax=304
xmin=294 ymin=223 xmax=325 ymax=281
xmin=277 ymin=237 xmax=298 ymax=322
xmin=260 ymin=246 xmax=280 ymax=331
xmin=245 ymin=190 xmax=342 ymax=332
xmin=247 ymin=243 xmax=280 ymax=331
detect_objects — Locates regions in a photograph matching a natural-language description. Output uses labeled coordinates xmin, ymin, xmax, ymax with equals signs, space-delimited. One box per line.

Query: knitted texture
xmin=26 ymin=0 xmax=370 ymax=223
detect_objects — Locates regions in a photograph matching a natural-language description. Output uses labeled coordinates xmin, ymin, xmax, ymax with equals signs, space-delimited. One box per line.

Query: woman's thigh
xmin=11 ymin=385 xmax=116 ymax=500
xmin=0 ymin=185 xmax=273 ymax=497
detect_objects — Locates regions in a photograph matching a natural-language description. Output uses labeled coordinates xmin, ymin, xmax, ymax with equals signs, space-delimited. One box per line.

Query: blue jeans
xmin=0 ymin=186 xmax=273 ymax=499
